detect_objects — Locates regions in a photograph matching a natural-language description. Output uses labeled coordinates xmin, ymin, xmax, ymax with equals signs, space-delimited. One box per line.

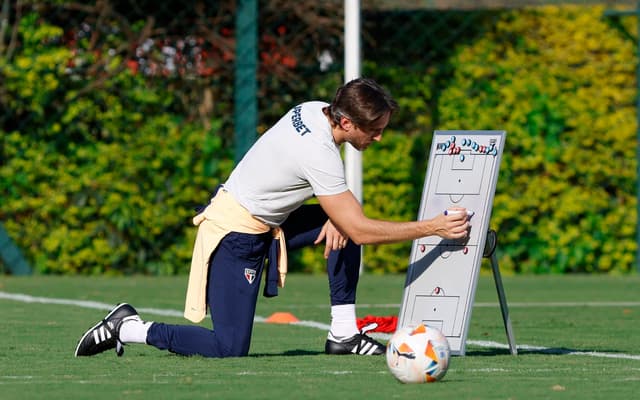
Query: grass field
xmin=1 ymin=273 xmax=639 ymax=399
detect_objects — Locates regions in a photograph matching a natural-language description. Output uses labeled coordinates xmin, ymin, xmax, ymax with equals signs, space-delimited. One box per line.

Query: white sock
xmin=119 ymin=317 xmax=153 ymax=344
xmin=329 ymin=304 xmax=358 ymax=339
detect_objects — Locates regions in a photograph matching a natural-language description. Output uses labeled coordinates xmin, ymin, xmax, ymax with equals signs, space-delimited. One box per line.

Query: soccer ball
xmin=386 ymin=323 xmax=451 ymax=384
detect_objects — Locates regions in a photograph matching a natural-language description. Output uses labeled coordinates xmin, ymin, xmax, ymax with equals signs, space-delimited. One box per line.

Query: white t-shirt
xmin=223 ymin=101 xmax=349 ymax=227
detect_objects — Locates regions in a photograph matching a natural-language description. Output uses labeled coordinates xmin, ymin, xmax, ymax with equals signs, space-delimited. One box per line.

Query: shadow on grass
xmin=464 ymin=348 xmax=515 ymax=357
xmin=465 ymin=346 xmax=626 ymax=357
xmin=250 ymin=349 xmax=325 ymax=357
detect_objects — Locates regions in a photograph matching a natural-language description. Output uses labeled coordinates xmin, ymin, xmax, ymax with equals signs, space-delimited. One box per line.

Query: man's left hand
xmin=314 ymin=219 xmax=350 ymax=259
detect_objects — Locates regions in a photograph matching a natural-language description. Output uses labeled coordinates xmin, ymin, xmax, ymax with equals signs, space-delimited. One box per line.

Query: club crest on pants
xmin=244 ymin=268 xmax=256 ymax=284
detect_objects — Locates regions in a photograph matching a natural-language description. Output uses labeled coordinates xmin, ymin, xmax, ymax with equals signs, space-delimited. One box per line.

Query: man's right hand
xmin=429 ymin=207 xmax=470 ymax=240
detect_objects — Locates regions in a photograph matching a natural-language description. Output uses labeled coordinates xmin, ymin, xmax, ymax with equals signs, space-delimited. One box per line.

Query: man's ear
xmin=339 ymin=116 xmax=354 ymax=131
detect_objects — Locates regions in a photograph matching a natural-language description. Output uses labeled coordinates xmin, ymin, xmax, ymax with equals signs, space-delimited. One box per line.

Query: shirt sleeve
xmin=299 ymin=144 xmax=349 ymax=196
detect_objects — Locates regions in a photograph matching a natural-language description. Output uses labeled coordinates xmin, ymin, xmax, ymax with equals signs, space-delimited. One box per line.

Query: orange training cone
xmin=265 ymin=312 xmax=300 ymax=324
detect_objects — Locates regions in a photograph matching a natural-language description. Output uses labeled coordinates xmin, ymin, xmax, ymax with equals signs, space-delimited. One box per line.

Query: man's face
xmin=345 ymin=112 xmax=390 ymax=151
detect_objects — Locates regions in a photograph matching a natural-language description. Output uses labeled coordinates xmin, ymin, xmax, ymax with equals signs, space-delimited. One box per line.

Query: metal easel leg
xmin=485 ymin=230 xmax=518 ymax=355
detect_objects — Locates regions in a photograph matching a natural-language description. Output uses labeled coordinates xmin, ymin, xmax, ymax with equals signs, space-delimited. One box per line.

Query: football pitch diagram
xmin=398 ymin=130 xmax=510 ymax=355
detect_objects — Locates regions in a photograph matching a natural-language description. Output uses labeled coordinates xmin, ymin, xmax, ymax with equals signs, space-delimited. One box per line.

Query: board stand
xmin=483 ymin=229 xmax=517 ymax=355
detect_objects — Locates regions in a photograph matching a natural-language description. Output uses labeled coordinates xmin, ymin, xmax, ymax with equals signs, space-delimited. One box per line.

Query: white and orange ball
xmin=386 ymin=323 xmax=451 ymax=384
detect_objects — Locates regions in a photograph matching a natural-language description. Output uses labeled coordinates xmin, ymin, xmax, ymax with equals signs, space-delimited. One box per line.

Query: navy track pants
xmin=146 ymin=204 xmax=361 ymax=357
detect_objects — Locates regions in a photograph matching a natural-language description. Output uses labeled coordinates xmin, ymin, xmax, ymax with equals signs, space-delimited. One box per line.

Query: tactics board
xmin=398 ymin=130 xmax=506 ymax=355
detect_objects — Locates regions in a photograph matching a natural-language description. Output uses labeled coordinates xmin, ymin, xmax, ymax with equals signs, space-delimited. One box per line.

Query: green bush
xmin=438 ymin=5 xmax=636 ymax=273
xmin=299 ymin=6 xmax=638 ymax=275
xmin=1 ymin=4 xmax=637 ymax=276
xmin=0 ymin=12 xmax=232 ymax=275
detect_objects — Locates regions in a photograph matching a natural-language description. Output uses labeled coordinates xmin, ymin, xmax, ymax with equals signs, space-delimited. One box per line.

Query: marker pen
xmin=444 ymin=209 xmax=475 ymax=217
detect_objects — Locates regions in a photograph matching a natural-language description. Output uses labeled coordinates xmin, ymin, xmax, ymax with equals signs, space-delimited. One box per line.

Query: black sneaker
xmin=325 ymin=323 xmax=386 ymax=356
xmin=74 ymin=303 xmax=139 ymax=357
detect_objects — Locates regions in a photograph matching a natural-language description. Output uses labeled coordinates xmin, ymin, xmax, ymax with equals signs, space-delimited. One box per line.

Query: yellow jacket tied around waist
xmin=184 ymin=189 xmax=287 ymax=323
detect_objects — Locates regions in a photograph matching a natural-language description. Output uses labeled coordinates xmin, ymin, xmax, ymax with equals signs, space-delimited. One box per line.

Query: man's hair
xmin=325 ymin=78 xmax=398 ymax=130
